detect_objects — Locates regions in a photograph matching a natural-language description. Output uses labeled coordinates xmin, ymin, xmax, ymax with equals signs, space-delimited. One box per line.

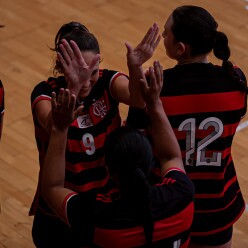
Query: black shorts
xmin=190 ymin=226 xmax=233 ymax=246
xmin=32 ymin=208 xmax=81 ymax=248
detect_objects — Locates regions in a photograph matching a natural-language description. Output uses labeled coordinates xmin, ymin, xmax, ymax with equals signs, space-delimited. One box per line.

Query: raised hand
xmin=57 ymin=39 xmax=100 ymax=95
xmin=51 ymin=88 xmax=84 ymax=131
xmin=140 ymin=61 xmax=163 ymax=106
xmin=125 ymin=23 xmax=161 ymax=67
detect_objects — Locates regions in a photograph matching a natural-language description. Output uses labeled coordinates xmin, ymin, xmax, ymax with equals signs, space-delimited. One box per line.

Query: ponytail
xmin=213 ymin=31 xmax=247 ymax=93
xmin=127 ymin=167 xmax=154 ymax=247
xmin=105 ymin=127 xmax=155 ymax=246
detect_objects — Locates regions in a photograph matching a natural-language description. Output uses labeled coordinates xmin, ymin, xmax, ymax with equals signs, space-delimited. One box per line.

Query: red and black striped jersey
xmin=64 ymin=169 xmax=194 ymax=248
xmin=127 ymin=63 xmax=247 ymax=236
xmin=30 ymin=69 xmax=125 ymax=216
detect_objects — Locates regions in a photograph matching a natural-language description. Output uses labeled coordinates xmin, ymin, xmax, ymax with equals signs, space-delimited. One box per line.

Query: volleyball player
xmin=127 ymin=5 xmax=247 ymax=248
xmin=41 ymin=61 xmax=194 ymax=247
xmin=30 ymin=21 xmax=160 ymax=247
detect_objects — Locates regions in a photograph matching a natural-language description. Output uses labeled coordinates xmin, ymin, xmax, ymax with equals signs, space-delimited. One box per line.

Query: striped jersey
xmin=127 ymin=63 xmax=247 ymax=236
xmin=30 ymin=69 xmax=125 ymax=215
xmin=64 ymin=169 xmax=194 ymax=248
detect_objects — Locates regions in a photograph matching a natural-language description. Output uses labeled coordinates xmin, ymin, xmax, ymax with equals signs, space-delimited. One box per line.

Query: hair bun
xmin=70 ymin=22 xmax=89 ymax=33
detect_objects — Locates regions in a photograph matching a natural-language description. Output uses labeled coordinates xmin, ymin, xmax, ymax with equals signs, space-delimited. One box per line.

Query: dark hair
xmin=171 ymin=5 xmax=247 ymax=92
xmin=104 ymin=126 xmax=154 ymax=246
xmin=52 ymin=21 xmax=100 ymax=74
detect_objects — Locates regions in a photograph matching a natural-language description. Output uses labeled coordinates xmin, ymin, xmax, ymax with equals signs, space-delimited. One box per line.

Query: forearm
xmin=41 ymin=127 xmax=69 ymax=198
xmin=128 ymin=65 xmax=146 ymax=108
xmin=147 ymin=100 xmax=183 ymax=172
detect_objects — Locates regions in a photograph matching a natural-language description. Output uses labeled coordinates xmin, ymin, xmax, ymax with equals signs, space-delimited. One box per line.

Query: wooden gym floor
xmin=0 ymin=0 xmax=248 ymax=247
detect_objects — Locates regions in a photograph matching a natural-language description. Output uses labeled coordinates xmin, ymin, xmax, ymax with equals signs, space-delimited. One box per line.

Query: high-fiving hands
xmin=140 ymin=61 xmax=163 ymax=107
xmin=51 ymin=89 xmax=84 ymax=131
xmin=57 ymin=39 xmax=100 ymax=95
xmin=125 ymin=23 xmax=161 ymax=67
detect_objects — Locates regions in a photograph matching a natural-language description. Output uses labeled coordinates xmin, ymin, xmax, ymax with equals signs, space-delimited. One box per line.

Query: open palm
xmin=57 ymin=39 xmax=100 ymax=95
xmin=126 ymin=23 xmax=161 ymax=67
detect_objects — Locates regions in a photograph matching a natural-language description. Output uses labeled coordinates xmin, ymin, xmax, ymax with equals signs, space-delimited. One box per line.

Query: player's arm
xmin=110 ymin=23 xmax=160 ymax=108
xmin=142 ymin=61 xmax=185 ymax=175
xmin=41 ymin=88 xmax=84 ymax=220
xmin=34 ymin=100 xmax=53 ymax=134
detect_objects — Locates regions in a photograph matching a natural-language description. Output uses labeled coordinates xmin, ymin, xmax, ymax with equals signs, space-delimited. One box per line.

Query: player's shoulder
xmin=163 ymin=168 xmax=195 ymax=194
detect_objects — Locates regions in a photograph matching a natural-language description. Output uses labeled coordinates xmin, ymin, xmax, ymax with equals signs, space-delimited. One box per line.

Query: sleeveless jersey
xmin=30 ymin=69 xmax=125 ymax=215
xmin=127 ymin=63 xmax=247 ymax=236
xmin=65 ymin=169 xmax=194 ymax=248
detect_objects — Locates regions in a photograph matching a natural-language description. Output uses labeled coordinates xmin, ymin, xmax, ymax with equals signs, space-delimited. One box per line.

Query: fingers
xmin=149 ymin=65 xmax=156 ymax=90
xmin=59 ymin=39 xmax=74 ymax=62
xmin=58 ymin=39 xmax=88 ymax=68
xmin=125 ymin=42 xmax=133 ymax=55
xmin=74 ymin=105 xmax=85 ymax=118
xmin=70 ymin=40 xmax=86 ymax=62
xmin=152 ymin=34 xmax=161 ymax=50
xmin=57 ymin=88 xmax=64 ymax=106
xmin=69 ymin=93 xmax=76 ymax=112
xmin=51 ymin=91 xmax=57 ymax=110
xmin=146 ymin=61 xmax=163 ymax=96
xmin=140 ymin=78 xmax=150 ymax=102
xmin=140 ymin=25 xmax=154 ymax=45
xmin=140 ymin=23 xmax=160 ymax=47
xmin=57 ymin=52 xmax=66 ymax=70
xmin=88 ymin=54 xmax=100 ymax=71
xmin=53 ymin=88 xmax=74 ymax=110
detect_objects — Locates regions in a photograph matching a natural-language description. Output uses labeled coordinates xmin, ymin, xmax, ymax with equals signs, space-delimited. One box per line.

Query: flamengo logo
xmin=93 ymin=100 xmax=107 ymax=118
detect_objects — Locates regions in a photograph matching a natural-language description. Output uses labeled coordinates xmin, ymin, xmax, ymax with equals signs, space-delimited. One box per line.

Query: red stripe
xmin=188 ymin=159 xmax=232 ymax=180
xmin=66 ymin=158 xmax=105 ymax=173
xmin=195 ymin=194 xmax=238 ymax=213
xmin=47 ymin=80 xmax=57 ymax=88
xmin=0 ymin=88 xmax=4 ymax=104
xmin=96 ymin=194 xmax=112 ymax=203
xmin=94 ymin=202 xmax=194 ymax=247
xmin=191 ymin=204 xmax=245 ymax=236
xmin=96 ymin=188 xmax=119 ymax=203
xmin=64 ymin=176 xmax=109 ymax=192
xmin=163 ymin=167 xmax=185 ymax=176
xmin=189 ymin=171 xmax=224 ymax=180
xmin=161 ymin=91 xmax=245 ymax=115
xmin=61 ymin=192 xmax=78 ymax=226
xmin=110 ymin=72 xmax=128 ymax=88
xmin=194 ymin=176 xmax=237 ymax=198
xmin=181 ymin=237 xmax=190 ymax=248
xmin=31 ymin=95 xmax=51 ymax=109
xmin=181 ymin=147 xmax=231 ymax=161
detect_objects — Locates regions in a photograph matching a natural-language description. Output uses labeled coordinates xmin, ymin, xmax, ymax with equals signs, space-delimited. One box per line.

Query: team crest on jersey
xmin=93 ymin=100 xmax=107 ymax=118
xmin=77 ymin=114 xmax=93 ymax=128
